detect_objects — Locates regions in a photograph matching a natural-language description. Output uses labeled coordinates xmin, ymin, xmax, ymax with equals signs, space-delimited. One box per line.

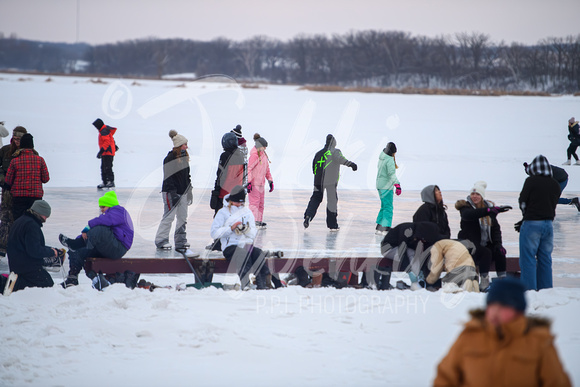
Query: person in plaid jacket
xmin=4 ymin=133 xmax=50 ymax=220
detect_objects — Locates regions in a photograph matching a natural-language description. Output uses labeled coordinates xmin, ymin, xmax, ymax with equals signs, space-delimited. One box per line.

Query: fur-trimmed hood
xmin=468 ymin=308 xmax=552 ymax=329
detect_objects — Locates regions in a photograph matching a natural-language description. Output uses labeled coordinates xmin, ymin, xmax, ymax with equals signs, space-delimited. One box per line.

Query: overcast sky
xmin=1 ymin=0 xmax=579 ymax=45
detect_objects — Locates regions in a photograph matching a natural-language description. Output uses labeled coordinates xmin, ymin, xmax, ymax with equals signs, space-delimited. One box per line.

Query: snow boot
xmin=87 ymin=270 xmax=110 ymax=291
xmin=123 ymin=270 xmax=140 ymax=289
xmin=303 ymin=216 xmax=311 ymax=229
xmin=295 ymin=266 xmax=311 ymax=287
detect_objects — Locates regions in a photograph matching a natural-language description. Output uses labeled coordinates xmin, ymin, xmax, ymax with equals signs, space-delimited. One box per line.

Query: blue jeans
xmin=558 ymin=179 xmax=571 ymax=205
xmin=519 ymin=220 xmax=553 ymax=291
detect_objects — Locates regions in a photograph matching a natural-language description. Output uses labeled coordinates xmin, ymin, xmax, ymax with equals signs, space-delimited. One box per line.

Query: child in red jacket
xmin=93 ymin=118 xmax=117 ymax=189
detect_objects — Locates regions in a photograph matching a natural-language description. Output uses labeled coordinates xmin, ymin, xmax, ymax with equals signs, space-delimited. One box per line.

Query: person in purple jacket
xmin=59 ymin=191 xmax=134 ymax=287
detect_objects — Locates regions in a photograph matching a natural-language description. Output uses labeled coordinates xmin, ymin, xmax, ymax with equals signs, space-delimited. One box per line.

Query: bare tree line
xmin=1 ymin=31 xmax=579 ymax=93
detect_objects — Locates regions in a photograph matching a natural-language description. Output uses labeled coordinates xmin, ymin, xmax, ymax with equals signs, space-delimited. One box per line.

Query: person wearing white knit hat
xmin=455 ymin=181 xmax=512 ymax=290
xmin=154 ymin=130 xmax=196 ymax=258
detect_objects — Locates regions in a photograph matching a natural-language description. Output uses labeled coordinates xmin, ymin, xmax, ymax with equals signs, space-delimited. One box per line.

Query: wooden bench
xmin=85 ymin=256 xmax=521 ymax=277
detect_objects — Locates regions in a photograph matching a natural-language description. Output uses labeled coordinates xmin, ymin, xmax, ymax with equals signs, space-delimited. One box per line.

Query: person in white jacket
xmin=210 ymin=185 xmax=270 ymax=289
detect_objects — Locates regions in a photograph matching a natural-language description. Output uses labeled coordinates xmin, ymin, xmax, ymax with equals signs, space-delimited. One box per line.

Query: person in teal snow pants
xmin=376 ymin=142 xmax=401 ymax=234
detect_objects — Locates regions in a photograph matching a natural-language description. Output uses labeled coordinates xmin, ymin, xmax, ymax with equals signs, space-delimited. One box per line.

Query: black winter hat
xmin=93 ymin=118 xmax=104 ymax=130
xmin=20 ymin=133 xmax=34 ymax=149
xmin=486 ymin=277 xmax=527 ymax=312
xmin=385 ymin=142 xmax=397 ymax=156
xmin=231 ymin=124 xmax=243 ymax=138
xmin=227 ymin=185 xmax=246 ymax=203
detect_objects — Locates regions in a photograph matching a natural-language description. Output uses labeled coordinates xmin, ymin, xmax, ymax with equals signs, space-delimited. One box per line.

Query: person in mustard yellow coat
xmin=433 ymin=277 xmax=571 ymax=387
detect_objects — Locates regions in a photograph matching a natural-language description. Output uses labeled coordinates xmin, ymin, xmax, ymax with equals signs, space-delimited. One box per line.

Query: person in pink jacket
xmin=247 ymin=133 xmax=273 ymax=229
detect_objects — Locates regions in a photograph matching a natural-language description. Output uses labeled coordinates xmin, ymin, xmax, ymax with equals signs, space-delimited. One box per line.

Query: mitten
xmin=394 ymin=184 xmax=402 ymax=196
xmin=81 ymin=226 xmax=90 ymax=234
xmin=498 ymin=205 xmax=512 ymax=212
xmin=488 ymin=207 xmax=500 ymax=216
xmin=96 ymin=148 xmax=104 ymax=159
xmin=268 ymin=180 xmax=274 ymax=192
xmin=246 ymin=182 xmax=252 ymax=193
xmin=350 ymin=163 xmax=358 ymax=171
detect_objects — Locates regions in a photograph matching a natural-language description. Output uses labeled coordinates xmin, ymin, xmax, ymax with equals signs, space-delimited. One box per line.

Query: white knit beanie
xmin=470 ymin=180 xmax=487 ymax=199
xmin=169 ymin=130 xmax=187 ymax=148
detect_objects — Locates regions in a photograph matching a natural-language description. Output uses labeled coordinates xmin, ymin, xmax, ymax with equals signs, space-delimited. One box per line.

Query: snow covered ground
xmin=1 ymin=74 xmax=579 ymax=386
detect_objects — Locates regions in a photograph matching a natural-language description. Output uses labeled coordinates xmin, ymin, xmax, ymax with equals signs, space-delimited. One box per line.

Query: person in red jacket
xmin=4 ymin=133 xmax=50 ymax=220
xmin=92 ymin=118 xmax=117 ymax=189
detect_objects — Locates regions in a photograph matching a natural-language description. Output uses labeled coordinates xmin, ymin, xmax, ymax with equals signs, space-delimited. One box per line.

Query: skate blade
xmin=3 ymin=272 xmax=18 ymax=296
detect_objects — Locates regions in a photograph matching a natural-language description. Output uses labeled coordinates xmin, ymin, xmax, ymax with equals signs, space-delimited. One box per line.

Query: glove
xmin=394 ymin=184 xmax=401 ymax=196
xmin=496 ymin=245 xmax=507 ymax=256
xmin=489 ymin=206 xmax=512 ymax=215
xmin=268 ymin=180 xmax=274 ymax=193
xmin=514 ymin=220 xmax=523 ymax=233
xmin=115 ymin=145 xmax=119 ymax=152
xmin=350 ymin=163 xmax=358 ymax=171
xmin=96 ymin=148 xmax=104 ymax=159
xmin=169 ymin=191 xmax=180 ymax=207
xmin=498 ymin=205 xmax=512 ymax=212
xmin=246 ymin=182 xmax=252 ymax=193
xmin=186 ymin=190 xmax=193 ymax=206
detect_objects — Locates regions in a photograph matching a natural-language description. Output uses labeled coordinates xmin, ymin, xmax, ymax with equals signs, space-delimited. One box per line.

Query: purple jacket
xmin=88 ymin=205 xmax=134 ymax=250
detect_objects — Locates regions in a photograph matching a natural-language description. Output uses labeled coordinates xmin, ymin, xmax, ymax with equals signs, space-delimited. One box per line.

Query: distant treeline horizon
xmin=1 ymin=30 xmax=579 ymax=93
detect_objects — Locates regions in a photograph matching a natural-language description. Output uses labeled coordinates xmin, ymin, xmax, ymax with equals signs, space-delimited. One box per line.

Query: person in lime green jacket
xmin=376 ymin=142 xmax=400 ymax=234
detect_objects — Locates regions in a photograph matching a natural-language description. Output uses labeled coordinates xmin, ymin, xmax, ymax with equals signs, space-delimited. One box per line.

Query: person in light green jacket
xmin=376 ymin=142 xmax=401 ymax=234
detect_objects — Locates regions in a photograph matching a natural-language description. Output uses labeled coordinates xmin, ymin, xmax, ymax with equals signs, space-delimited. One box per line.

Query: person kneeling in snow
xmin=210 ymin=185 xmax=272 ymax=289
xmin=59 ymin=191 xmax=134 ymax=288
xmin=425 ymin=239 xmax=479 ymax=292
xmin=434 ymin=277 xmax=571 ymax=387
xmin=2 ymin=200 xmax=64 ymax=294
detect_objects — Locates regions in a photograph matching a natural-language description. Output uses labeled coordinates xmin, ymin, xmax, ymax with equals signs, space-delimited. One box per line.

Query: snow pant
xmin=12 ymin=268 xmax=54 ymax=292
xmin=155 ymin=192 xmax=188 ymax=249
xmin=248 ymin=184 xmax=266 ymax=222
xmin=223 ymin=244 xmax=269 ymax=289
xmin=12 ymin=196 xmax=40 ymax=220
xmin=519 ymin=220 xmax=553 ymax=291
xmin=376 ymin=189 xmax=394 ymax=228
xmin=304 ymin=183 xmax=339 ymax=229
xmin=0 ymin=189 xmax=13 ymax=254
xmin=567 ymin=141 xmax=579 ymax=161
xmin=68 ymin=225 xmax=128 ymax=276
xmin=557 ymin=179 xmax=572 ymax=205
xmin=100 ymin=155 xmax=114 ymax=184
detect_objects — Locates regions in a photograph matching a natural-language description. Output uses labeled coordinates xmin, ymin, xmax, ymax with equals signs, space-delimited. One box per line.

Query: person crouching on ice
xmin=210 ymin=185 xmax=271 ymax=289
xmin=59 ymin=191 xmax=134 ymax=288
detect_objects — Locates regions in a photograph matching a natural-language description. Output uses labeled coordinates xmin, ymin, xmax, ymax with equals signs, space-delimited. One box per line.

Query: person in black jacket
xmin=524 ymin=162 xmax=580 ymax=211
xmin=518 ymin=155 xmax=561 ymax=291
xmin=412 ymin=185 xmax=451 ymax=238
xmin=455 ymin=181 xmax=511 ymax=290
xmin=154 ymin=130 xmax=194 ymax=256
xmin=563 ymin=117 xmax=580 ymax=165
xmin=2 ymin=200 xmax=61 ymax=293
xmin=303 ymin=134 xmax=357 ymax=231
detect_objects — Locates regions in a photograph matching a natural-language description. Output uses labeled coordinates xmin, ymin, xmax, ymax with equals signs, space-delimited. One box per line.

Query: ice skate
xmin=303 ymin=216 xmax=311 ymax=229
xmin=176 ymin=247 xmax=199 ymax=258
xmin=571 ymin=197 xmax=580 ymax=212
xmin=562 ymin=159 xmax=572 ymax=165
xmin=574 ymin=160 xmax=580 ymax=166
xmin=157 ymin=243 xmax=172 ymax=250
xmin=3 ymin=272 xmax=18 ymax=296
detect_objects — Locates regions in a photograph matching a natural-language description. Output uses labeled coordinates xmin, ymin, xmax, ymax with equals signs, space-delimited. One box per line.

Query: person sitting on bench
xmin=210 ymin=185 xmax=273 ymax=290
xmin=59 ymin=191 xmax=134 ymax=288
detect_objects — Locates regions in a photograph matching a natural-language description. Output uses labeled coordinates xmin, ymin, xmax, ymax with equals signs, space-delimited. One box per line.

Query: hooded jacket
xmin=519 ymin=155 xmax=561 ymax=221
xmin=214 ymin=136 xmax=246 ymax=199
xmin=312 ymin=135 xmax=354 ymax=186
xmin=426 ymin=239 xmax=478 ymax=290
xmin=376 ymin=150 xmax=399 ymax=190
xmin=247 ymin=146 xmax=272 ymax=187
xmin=97 ymin=124 xmax=117 ymax=156
xmin=211 ymin=195 xmax=257 ymax=250
xmin=88 ymin=205 xmax=134 ymax=250
xmin=413 ymin=185 xmax=451 ymax=238
xmin=434 ymin=309 xmax=571 ymax=387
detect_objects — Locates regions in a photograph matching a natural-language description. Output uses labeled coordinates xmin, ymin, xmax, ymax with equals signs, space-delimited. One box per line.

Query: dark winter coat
xmin=519 ymin=177 xmax=560 ymax=221
xmin=88 ymin=205 xmax=134 ymax=250
xmin=5 ymin=149 xmax=49 ymax=198
xmin=161 ymin=150 xmax=191 ymax=195
xmin=0 ymin=143 xmax=17 ymax=185
xmin=434 ymin=309 xmax=571 ymax=387
xmin=455 ymin=198 xmax=503 ymax=249
xmin=7 ymin=211 xmax=54 ymax=274
xmin=567 ymin=121 xmax=580 ymax=145
xmin=412 ymin=185 xmax=451 ymax=238
xmin=550 ymin=165 xmax=568 ymax=184
xmin=213 ymin=147 xmax=246 ymax=199
xmin=312 ymin=135 xmax=355 ymax=186
xmin=97 ymin=125 xmax=117 ymax=156
xmin=381 ymin=221 xmax=444 ymax=252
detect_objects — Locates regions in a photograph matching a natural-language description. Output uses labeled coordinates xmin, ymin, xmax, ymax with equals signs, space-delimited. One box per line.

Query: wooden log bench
xmin=85 ymin=255 xmax=521 ymax=278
